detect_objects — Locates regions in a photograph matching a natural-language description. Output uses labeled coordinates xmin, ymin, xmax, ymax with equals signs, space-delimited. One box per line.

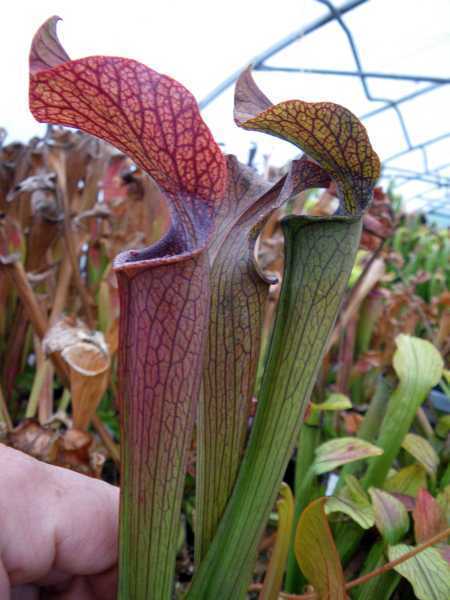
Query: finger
xmin=0 ymin=444 xmax=119 ymax=587
xmin=35 ymin=569 xmax=72 ymax=589
xmin=85 ymin=566 xmax=117 ymax=599
xmin=43 ymin=577 xmax=93 ymax=600
xmin=0 ymin=560 xmax=10 ymax=600
xmin=40 ymin=567 xmax=117 ymax=600
xmin=11 ymin=585 xmax=38 ymax=600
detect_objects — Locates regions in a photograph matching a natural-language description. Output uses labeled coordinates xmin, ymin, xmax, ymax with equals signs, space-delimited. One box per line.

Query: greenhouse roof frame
xmin=200 ymin=0 xmax=450 ymax=223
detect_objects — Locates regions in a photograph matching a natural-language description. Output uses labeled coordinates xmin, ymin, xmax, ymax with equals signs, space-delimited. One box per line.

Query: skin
xmin=0 ymin=444 xmax=119 ymax=599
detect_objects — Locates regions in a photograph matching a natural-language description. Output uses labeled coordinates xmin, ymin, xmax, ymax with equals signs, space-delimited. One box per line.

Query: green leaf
xmin=188 ymin=64 xmax=379 ymax=599
xmin=260 ymin=483 xmax=294 ymax=600
xmin=196 ymin=156 xmax=330 ymax=561
xmin=437 ymin=486 xmax=450 ymax=524
xmin=326 ymin=494 xmax=374 ymax=530
xmin=384 ymin=464 xmax=427 ymax=497
xmin=369 ymin=488 xmax=410 ymax=545
xmin=295 ymin=498 xmax=347 ymax=600
xmin=402 ymin=434 xmax=439 ymax=479
xmin=441 ymin=467 xmax=450 ymax=489
xmin=363 ymin=335 xmax=444 ymax=489
xmin=338 ymin=377 xmax=393 ymax=489
xmin=285 ymin=416 xmax=322 ymax=593
xmin=436 ymin=415 xmax=450 ymax=439
xmin=325 ymin=475 xmax=375 ymax=529
xmin=311 ymin=393 xmax=352 ymax=413
xmin=188 ymin=216 xmax=363 ymax=599
xmin=388 ymin=544 xmax=450 ymax=600
xmin=393 ymin=335 xmax=443 ymax=393
xmin=196 ymin=159 xmax=274 ymax=562
xmin=313 ymin=437 xmax=383 ymax=475
xmin=345 ymin=474 xmax=370 ymax=502
xmin=351 ymin=540 xmax=401 ymax=600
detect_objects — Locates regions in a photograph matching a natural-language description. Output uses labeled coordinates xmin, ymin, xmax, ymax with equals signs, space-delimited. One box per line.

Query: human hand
xmin=0 ymin=443 xmax=119 ymax=599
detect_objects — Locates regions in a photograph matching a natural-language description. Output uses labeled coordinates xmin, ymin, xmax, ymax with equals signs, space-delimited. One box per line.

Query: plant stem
xmin=260 ymin=483 xmax=294 ymax=600
xmin=92 ymin=413 xmax=120 ymax=466
xmin=2 ymin=261 xmax=47 ymax=338
xmin=58 ymin=388 xmax=71 ymax=412
xmin=33 ymin=334 xmax=53 ymax=423
xmin=349 ymin=540 xmax=400 ymax=600
xmin=187 ymin=216 xmax=362 ymax=599
xmin=362 ymin=336 xmax=442 ymax=489
xmin=116 ymin=251 xmax=211 ymax=600
xmin=26 ymin=359 xmax=51 ymax=419
xmin=337 ymin=375 xmax=392 ymax=492
xmin=415 ymin=407 xmax=434 ymax=442
xmin=51 ymin=147 xmax=96 ymax=329
xmin=50 ymin=255 xmax=73 ymax=325
xmin=327 ymin=243 xmax=385 ymax=352
xmin=62 ymin=226 xmax=95 ymax=329
xmin=285 ymin=424 xmax=320 ymax=592
xmin=0 ymin=383 xmax=12 ymax=430
xmin=1 ymin=260 xmax=69 ymax=383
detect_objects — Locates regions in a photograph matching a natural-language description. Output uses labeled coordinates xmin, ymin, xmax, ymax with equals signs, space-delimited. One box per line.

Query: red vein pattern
xmin=188 ymin=216 xmax=363 ymax=599
xmin=234 ymin=68 xmax=380 ymax=215
xmin=28 ymin=17 xmax=226 ymax=599
xmin=29 ymin=19 xmax=226 ymax=206
xmin=117 ymin=252 xmax=210 ymax=597
xmin=196 ymin=156 xmax=332 ymax=560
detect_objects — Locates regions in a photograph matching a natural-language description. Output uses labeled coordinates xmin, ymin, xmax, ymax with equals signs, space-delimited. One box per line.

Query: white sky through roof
xmin=1 ymin=0 xmax=449 ymax=216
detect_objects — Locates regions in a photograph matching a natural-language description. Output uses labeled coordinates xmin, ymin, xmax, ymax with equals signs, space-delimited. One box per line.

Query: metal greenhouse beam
xmin=198 ymin=0 xmax=368 ymax=109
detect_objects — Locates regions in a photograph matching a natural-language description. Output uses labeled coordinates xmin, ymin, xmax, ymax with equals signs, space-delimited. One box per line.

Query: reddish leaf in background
xmin=361 ymin=186 xmax=395 ymax=251
xmin=413 ymin=489 xmax=448 ymax=545
xmin=102 ymin=154 xmax=130 ymax=206
xmin=0 ymin=214 xmax=24 ymax=263
xmin=294 ymin=497 xmax=348 ymax=600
